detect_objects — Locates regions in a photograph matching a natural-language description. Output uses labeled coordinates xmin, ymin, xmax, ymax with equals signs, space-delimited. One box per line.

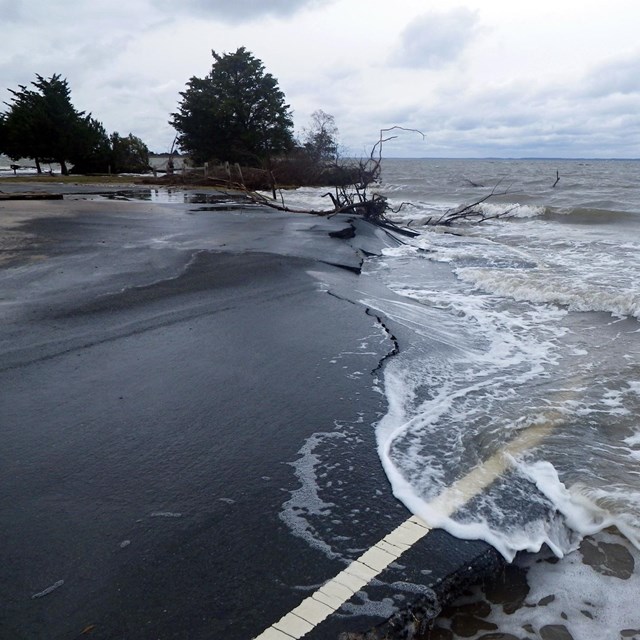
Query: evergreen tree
xmin=1 ymin=78 xmax=52 ymax=171
xmin=68 ymin=116 xmax=112 ymax=174
xmin=109 ymin=132 xmax=149 ymax=173
xmin=170 ymin=47 xmax=294 ymax=165
xmin=0 ymin=74 xmax=138 ymax=175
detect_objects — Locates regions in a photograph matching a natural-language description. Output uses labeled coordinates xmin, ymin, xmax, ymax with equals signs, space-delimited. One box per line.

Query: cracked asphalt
xmin=0 ymin=188 xmax=500 ymax=640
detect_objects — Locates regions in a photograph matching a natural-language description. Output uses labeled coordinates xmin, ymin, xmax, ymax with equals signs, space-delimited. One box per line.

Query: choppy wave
xmin=370 ymin=247 xmax=640 ymax=559
xmin=456 ymin=266 xmax=640 ymax=319
xmin=363 ymin=159 xmax=640 ymax=564
xmin=387 ymin=200 xmax=548 ymax=226
xmin=402 ymin=211 xmax=640 ymax=320
xmin=280 ymin=161 xmax=640 ymax=569
xmin=276 ymin=160 xmax=639 ymax=634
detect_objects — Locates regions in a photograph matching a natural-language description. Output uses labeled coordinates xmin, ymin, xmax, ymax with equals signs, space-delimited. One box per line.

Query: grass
xmin=0 ymin=174 xmax=142 ymax=185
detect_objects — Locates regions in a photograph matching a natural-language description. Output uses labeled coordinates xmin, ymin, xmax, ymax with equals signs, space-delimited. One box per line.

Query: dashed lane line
xmin=253 ymin=412 xmax=560 ymax=640
xmin=254 ymin=515 xmax=430 ymax=640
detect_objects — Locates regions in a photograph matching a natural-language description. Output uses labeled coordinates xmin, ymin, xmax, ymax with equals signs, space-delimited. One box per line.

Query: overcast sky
xmin=2 ymin=0 xmax=639 ymax=157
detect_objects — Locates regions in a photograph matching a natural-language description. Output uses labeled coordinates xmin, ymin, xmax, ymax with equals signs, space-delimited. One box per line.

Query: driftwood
xmin=416 ymin=182 xmax=516 ymax=227
xmin=173 ymin=126 xmax=517 ymax=234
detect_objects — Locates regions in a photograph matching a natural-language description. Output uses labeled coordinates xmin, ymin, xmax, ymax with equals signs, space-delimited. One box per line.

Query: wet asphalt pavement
xmin=0 ymin=189 xmax=500 ymax=640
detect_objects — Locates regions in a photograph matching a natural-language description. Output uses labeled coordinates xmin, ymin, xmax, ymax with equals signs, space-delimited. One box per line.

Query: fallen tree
xmin=145 ymin=127 xmax=517 ymax=235
xmin=246 ymin=130 xmax=517 ymax=233
xmin=215 ymin=127 xmax=421 ymax=220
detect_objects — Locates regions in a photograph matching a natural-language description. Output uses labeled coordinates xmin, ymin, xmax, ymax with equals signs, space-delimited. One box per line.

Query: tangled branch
xmin=231 ymin=126 xmax=426 ymax=224
xmin=429 ymin=182 xmax=516 ymax=226
xmin=193 ymin=127 xmax=517 ymax=233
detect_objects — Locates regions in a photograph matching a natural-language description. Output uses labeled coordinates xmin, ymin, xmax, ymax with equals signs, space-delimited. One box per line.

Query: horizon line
xmin=375 ymin=155 xmax=640 ymax=161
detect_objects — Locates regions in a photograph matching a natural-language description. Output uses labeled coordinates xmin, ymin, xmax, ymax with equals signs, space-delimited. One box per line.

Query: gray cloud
xmin=1 ymin=1 xmax=638 ymax=157
xmin=391 ymin=8 xmax=480 ymax=69
xmin=397 ymin=77 xmax=640 ymax=158
xmin=581 ymin=52 xmax=640 ymax=98
xmin=0 ymin=1 xmax=157 ymax=29
xmin=0 ymin=0 xmax=23 ymax=22
xmin=151 ymin=0 xmax=332 ymax=23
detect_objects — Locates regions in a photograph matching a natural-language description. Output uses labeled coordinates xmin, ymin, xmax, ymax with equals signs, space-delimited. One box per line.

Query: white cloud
xmin=581 ymin=52 xmax=640 ymax=98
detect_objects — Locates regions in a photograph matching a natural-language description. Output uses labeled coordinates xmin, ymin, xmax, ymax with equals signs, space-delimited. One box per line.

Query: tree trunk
xmin=59 ymin=159 xmax=68 ymax=175
xmin=35 ymin=157 xmax=42 ymax=174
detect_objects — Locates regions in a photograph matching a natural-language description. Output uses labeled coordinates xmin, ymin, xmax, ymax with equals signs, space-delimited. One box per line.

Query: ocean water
xmin=372 ymin=158 xmax=640 ymax=558
xmin=283 ymin=158 xmax=640 ymax=637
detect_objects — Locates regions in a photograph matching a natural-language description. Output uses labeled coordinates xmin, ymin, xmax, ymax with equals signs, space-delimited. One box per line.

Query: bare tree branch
xmin=434 ymin=181 xmax=514 ymax=226
xmin=184 ymin=126 xmax=517 ymax=234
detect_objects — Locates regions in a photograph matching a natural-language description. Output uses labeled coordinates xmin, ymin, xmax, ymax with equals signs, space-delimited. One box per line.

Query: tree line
xmin=0 ymin=48 xmax=340 ymax=180
xmin=0 ymin=74 xmax=149 ymax=175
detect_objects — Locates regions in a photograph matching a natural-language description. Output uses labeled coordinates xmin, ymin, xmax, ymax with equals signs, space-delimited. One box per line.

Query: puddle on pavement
xmin=71 ymin=188 xmax=251 ymax=206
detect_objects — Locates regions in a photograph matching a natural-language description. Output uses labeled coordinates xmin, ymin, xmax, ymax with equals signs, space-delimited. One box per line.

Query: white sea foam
xmin=625 ymin=430 xmax=640 ymax=448
xmin=478 ymin=201 xmax=546 ymax=219
xmin=364 ymin=179 xmax=640 ymax=561
xmin=477 ymin=529 xmax=640 ymax=640
xmin=280 ymin=431 xmax=345 ymax=560
xmin=518 ymin=462 xmax=619 ymax=544
xmin=384 ymin=197 xmax=546 ymax=227
xmin=283 ymin=161 xmax=639 ymax=623
xmin=456 ymin=266 xmax=640 ymax=319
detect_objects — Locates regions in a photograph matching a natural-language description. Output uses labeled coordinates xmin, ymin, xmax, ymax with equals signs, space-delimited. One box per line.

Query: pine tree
xmin=170 ymin=48 xmax=294 ymax=165
xmin=0 ymin=74 xmax=112 ymax=175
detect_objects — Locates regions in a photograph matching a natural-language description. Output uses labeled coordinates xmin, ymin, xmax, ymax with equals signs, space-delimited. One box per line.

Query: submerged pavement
xmin=0 ymin=188 xmax=502 ymax=640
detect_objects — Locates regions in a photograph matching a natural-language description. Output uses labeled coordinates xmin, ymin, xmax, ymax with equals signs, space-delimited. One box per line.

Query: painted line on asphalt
xmin=253 ymin=514 xmax=431 ymax=640
xmin=253 ymin=412 xmax=560 ymax=640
